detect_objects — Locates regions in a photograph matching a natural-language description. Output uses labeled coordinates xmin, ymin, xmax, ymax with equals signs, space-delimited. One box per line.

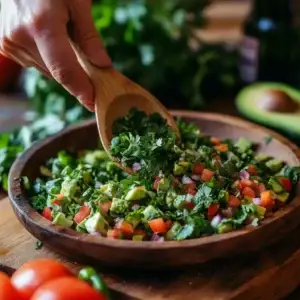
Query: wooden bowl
xmin=8 ymin=111 xmax=300 ymax=269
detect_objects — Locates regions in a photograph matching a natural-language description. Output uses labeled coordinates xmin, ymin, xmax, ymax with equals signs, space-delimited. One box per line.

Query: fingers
xmin=69 ymin=0 xmax=112 ymax=68
xmin=34 ymin=28 xmax=95 ymax=111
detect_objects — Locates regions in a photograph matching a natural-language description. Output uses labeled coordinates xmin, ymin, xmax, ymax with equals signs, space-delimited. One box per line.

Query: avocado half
xmin=236 ymin=82 xmax=300 ymax=139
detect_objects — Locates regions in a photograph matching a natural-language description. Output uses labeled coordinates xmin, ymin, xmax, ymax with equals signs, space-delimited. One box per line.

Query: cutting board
xmin=1 ymin=195 xmax=300 ymax=300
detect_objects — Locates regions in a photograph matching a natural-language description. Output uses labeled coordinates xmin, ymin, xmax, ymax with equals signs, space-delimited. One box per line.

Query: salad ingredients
xmin=0 ymin=259 xmax=108 ymax=300
xmin=26 ymin=109 xmax=300 ymax=242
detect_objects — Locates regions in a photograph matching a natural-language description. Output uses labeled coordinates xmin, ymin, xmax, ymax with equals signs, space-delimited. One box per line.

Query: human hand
xmin=0 ymin=0 xmax=112 ymax=111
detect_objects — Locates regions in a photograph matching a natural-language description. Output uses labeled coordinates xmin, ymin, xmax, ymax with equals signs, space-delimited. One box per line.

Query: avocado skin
xmin=236 ymin=82 xmax=300 ymax=141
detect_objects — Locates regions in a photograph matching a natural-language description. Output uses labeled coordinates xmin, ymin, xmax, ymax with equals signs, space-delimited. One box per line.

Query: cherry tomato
xmin=242 ymin=186 xmax=256 ymax=198
xmin=107 ymin=229 xmax=122 ymax=239
xmin=11 ymin=259 xmax=73 ymax=299
xmin=192 ymin=163 xmax=205 ymax=175
xmin=208 ymin=203 xmax=220 ymax=217
xmin=148 ymin=218 xmax=167 ymax=233
xmin=153 ymin=177 xmax=161 ymax=190
xmin=228 ymin=195 xmax=240 ymax=208
xmin=247 ymin=164 xmax=258 ymax=175
xmin=201 ymin=169 xmax=214 ymax=182
xmin=116 ymin=221 xmax=134 ymax=237
xmin=74 ymin=205 xmax=91 ymax=224
xmin=31 ymin=277 xmax=106 ymax=300
xmin=0 ymin=272 xmax=24 ymax=300
xmin=42 ymin=207 xmax=53 ymax=221
xmin=278 ymin=177 xmax=292 ymax=192
xmin=183 ymin=183 xmax=196 ymax=194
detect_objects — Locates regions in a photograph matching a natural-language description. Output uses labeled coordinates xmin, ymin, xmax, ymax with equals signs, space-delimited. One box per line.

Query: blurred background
xmin=0 ymin=0 xmax=300 ymax=190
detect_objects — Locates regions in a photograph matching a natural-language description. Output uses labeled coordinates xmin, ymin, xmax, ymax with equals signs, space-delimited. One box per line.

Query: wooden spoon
xmin=72 ymin=45 xmax=180 ymax=158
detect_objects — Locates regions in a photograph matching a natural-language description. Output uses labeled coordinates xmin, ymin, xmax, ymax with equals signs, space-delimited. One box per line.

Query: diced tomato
xmin=183 ymin=183 xmax=196 ymax=194
xmin=228 ymin=195 xmax=240 ymax=208
xmin=107 ymin=229 xmax=122 ymax=239
xmin=73 ymin=205 xmax=91 ymax=224
xmin=242 ymin=186 xmax=256 ymax=198
xmin=260 ymin=190 xmax=275 ymax=209
xmin=192 ymin=163 xmax=205 ymax=175
xmin=134 ymin=228 xmax=146 ymax=236
xmin=201 ymin=169 xmax=214 ymax=182
xmin=215 ymin=144 xmax=228 ymax=152
xmin=238 ymin=179 xmax=254 ymax=190
xmin=185 ymin=201 xmax=195 ymax=210
xmin=42 ymin=207 xmax=53 ymax=221
xmin=99 ymin=201 xmax=112 ymax=216
xmin=258 ymin=183 xmax=266 ymax=193
xmin=148 ymin=218 xmax=167 ymax=233
xmin=278 ymin=177 xmax=292 ymax=192
xmin=210 ymin=137 xmax=221 ymax=145
xmin=153 ymin=177 xmax=161 ymax=190
xmin=247 ymin=164 xmax=258 ymax=175
xmin=117 ymin=221 xmax=134 ymax=237
xmin=164 ymin=220 xmax=173 ymax=230
xmin=208 ymin=203 xmax=220 ymax=217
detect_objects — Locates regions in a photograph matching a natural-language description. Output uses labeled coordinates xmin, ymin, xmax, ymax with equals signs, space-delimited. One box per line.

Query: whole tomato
xmin=0 ymin=272 xmax=24 ymax=300
xmin=0 ymin=54 xmax=21 ymax=91
xmin=31 ymin=277 xmax=106 ymax=300
xmin=11 ymin=259 xmax=73 ymax=299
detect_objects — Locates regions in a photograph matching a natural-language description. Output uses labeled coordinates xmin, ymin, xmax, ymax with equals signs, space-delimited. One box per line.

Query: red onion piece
xmin=132 ymin=162 xmax=141 ymax=172
xmin=151 ymin=233 xmax=164 ymax=242
xmin=253 ymin=198 xmax=262 ymax=205
xmin=90 ymin=232 xmax=102 ymax=236
xmin=211 ymin=214 xmax=222 ymax=228
xmin=182 ymin=176 xmax=194 ymax=185
xmin=191 ymin=175 xmax=201 ymax=181
xmin=132 ymin=204 xmax=140 ymax=211
xmin=240 ymin=170 xmax=250 ymax=180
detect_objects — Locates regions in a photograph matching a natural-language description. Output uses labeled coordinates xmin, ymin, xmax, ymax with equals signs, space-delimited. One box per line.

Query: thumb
xmin=70 ymin=0 xmax=112 ymax=68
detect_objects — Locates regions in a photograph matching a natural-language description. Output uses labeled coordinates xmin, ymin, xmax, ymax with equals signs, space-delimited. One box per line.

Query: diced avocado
xmin=110 ymin=198 xmax=129 ymax=214
xmin=157 ymin=178 xmax=170 ymax=192
xmin=276 ymin=192 xmax=290 ymax=203
xmin=173 ymin=163 xmax=185 ymax=175
xmin=266 ymin=159 xmax=284 ymax=173
xmin=235 ymin=137 xmax=252 ymax=153
xmin=255 ymin=205 xmax=266 ymax=218
xmin=132 ymin=235 xmax=144 ymax=241
xmin=100 ymin=183 xmax=118 ymax=197
xmin=268 ymin=177 xmax=284 ymax=193
xmin=173 ymin=195 xmax=186 ymax=209
xmin=76 ymin=219 xmax=88 ymax=233
xmin=85 ymin=212 xmax=109 ymax=234
xmin=53 ymin=212 xmax=73 ymax=228
xmin=84 ymin=150 xmax=109 ymax=165
xmin=179 ymin=161 xmax=191 ymax=168
xmin=217 ymin=221 xmax=233 ymax=233
xmin=255 ymin=153 xmax=270 ymax=162
xmin=175 ymin=224 xmax=194 ymax=241
xmin=166 ymin=189 xmax=177 ymax=207
xmin=60 ymin=179 xmax=77 ymax=199
xmin=166 ymin=222 xmax=182 ymax=241
xmin=125 ymin=186 xmax=147 ymax=201
xmin=125 ymin=215 xmax=141 ymax=229
xmin=142 ymin=205 xmax=161 ymax=221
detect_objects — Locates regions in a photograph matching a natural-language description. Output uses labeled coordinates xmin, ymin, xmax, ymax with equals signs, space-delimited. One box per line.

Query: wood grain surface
xmin=2 ymin=194 xmax=300 ymax=300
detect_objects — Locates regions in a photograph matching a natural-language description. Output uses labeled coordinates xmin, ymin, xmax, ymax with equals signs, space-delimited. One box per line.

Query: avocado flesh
xmin=236 ymin=82 xmax=300 ymax=137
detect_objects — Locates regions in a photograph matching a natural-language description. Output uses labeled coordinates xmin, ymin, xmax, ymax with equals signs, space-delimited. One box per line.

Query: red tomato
xmin=0 ymin=272 xmax=24 ymax=300
xmin=208 ymin=203 xmax=220 ymax=217
xmin=278 ymin=177 xmax=292 ymax=192
xmin=214 ymin=144 xmax=228 ymax=152
xmin=99 ymin=201 xmax=112 ymax=216
xmin=11 ymin=259 xmax=73 ymax=299
xmin=247 ymin=164 xmax=258 ymax=175
xmin=210 ymin=137 xmax=221 ymax=145
xmin=153 ymin=177 xmax=161 ymax=190
xmin=31 ymin=277 xmax=105 ymax=300
xmin=183 ymin=183 xmax=196 ymax=194
xmin=201 ymin=169 xmax=214 ymax=182
xmin=242 ymin=187 xmax=256 ymax=198
xmin=238 ymin=179 xmax=254 ymax=190
xmin=184 ymin=201 xmax=195 ymax=210
xmin=116 ymin=221 xmax=134 ymax=237
xmin=0 ymin=54 xmax=21 ymax=91
xmin=53 ymin=194 xmax=64 ymax=205
xmin=148 ymin=218 xmax=167 ymax=233
xmin=134 ymin=228 xmax=146 ymax=236
xmin=73 ymin=205 xmax=91 ymax=224
xmin=192 ymin=163 xmax=205 ymax=175
xmin=107 ymin=229 xmax=122 ymax=239
xmin=260 ymin=190 xmax=275 ymax=209
xmin=228 ymin=195 xmax=240 ymax=208
xmin=258 ymin=183 xmax=266 ymax=193
xmin=42 ymin=207 xmax=53 ymax=221
xmin=172 ymin=177 xmax=180 ymax=188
